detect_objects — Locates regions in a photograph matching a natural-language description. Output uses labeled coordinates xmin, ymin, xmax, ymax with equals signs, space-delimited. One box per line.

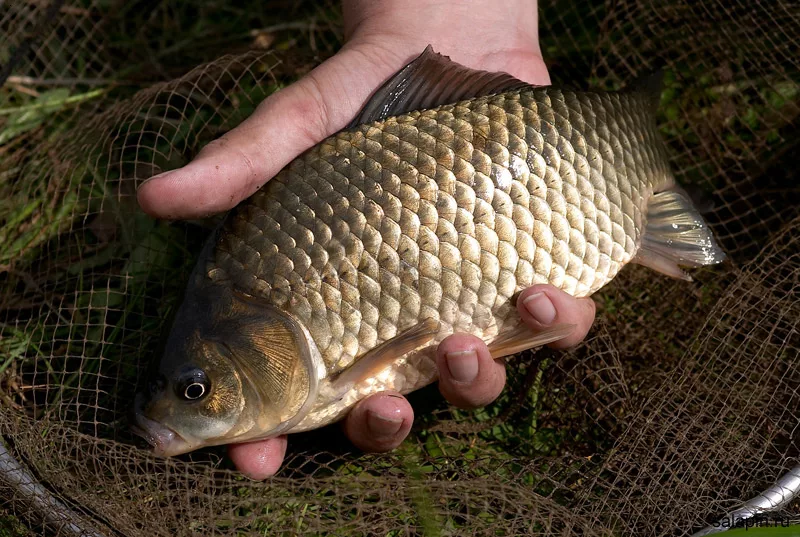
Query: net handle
xmin=0 ymin=439 xmax=109 ymax=537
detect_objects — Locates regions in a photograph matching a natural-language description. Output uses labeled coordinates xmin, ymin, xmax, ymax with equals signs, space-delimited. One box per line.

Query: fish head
xmin=133 ymin=285 xmax=322 ymax=456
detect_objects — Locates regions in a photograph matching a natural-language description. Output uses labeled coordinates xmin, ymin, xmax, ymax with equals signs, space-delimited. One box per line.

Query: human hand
xmin=137 ymin=0 xmax=551 ymax=219
xmin=228 ymin=284 xmax=595 ymax=479
xmin=138 ymin=0 xmax=597 ymax=479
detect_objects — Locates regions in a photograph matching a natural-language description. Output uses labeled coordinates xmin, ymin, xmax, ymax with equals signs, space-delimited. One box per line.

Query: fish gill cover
xmin=0 ymin=0 xmax=798 ymax=535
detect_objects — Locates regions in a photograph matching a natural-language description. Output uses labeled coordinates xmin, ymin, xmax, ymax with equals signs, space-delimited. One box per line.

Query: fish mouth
xmin=131 ymin=395 xmax=194 ymax=457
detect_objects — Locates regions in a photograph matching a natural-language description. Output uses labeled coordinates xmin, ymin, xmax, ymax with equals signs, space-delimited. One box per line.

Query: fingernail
xmin=523 ymin=292 xmax=556 ymax=325
xmin=136 ymin=170 xmax=173 ymax=191
xmin=445 ymin=350 xmax=479 ymax=383
xmin=366 ymin=411 xmax=403 ymax=437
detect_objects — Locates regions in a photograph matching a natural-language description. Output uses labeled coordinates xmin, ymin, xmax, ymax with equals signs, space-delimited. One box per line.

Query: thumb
xmin=137 ymin=45 xmax=403 ymax=219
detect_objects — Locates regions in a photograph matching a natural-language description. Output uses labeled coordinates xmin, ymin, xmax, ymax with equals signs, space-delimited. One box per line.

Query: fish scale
xmin=209 ymin=86 xmax=668 ymax=380
xmin=133 ymin=51 xmax=726 ymax=456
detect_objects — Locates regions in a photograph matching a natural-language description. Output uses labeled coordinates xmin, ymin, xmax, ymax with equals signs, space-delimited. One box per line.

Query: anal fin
xmin=633 ymin=248 xmax=693 ymax=281
xmin=486 ymin=323 xmax=575 ymax=359
xmin=633 ymin=189 xmax=727 ymax=280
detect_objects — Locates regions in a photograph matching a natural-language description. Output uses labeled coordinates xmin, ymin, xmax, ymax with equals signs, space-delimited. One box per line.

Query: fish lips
xmin=131 ymin=393 xmax=194 ymax=457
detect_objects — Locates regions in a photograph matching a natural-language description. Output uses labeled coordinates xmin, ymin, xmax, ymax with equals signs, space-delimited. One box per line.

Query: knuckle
xmin=196 ymin=136 xmax=259 ymax=179
xmin=456 ymin=390 xmax=498 ymax=409
xmin=577 ymin=298 xmax=597 ymax=328
xmin=584 ymin=297 xmax=598 ymax=317
xmin=444 ymin=370 xmax=505 ymax=409
xmin=197 ymin=136 xmax=227 ymax=157
xmin=286 ymin=75 xmax=333 ymax=146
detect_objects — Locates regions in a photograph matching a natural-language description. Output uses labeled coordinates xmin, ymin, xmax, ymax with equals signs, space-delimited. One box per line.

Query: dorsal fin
xmin=347 ymin=45 xmax=531 ymax=128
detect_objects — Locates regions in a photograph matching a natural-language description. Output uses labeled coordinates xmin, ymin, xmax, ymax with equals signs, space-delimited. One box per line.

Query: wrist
xmin=342 ymin=0 xmax=542 ymax=69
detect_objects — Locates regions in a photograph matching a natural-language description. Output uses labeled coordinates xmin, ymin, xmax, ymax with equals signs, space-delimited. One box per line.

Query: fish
xmin=132 ymin=46 xmax=726 ymax=456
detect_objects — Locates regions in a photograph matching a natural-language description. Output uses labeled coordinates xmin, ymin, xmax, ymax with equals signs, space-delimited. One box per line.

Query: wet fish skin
xmin=210 ymin=86 xmax=670 ymax=428
xmin=217 ymin=87 xmax=665 ymax=367
xmin=133 ymin=50 xmax=725 ymax=455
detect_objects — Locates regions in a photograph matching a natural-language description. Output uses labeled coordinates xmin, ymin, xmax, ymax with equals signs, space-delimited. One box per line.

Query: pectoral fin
xmin=329 ymin=318 xmax=441 ymax=394
xmin=486 ymin=323 xmax=576 ymax=359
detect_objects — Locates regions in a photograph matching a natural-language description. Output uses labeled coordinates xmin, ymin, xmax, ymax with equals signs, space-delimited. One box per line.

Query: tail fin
xmin=633 ymin=189 xmax=726 ymax=281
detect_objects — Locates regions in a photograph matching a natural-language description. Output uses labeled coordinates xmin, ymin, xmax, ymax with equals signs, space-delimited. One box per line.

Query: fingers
xmin=516 ymin=285 xmax=597 ymax=349
xmin=343 ymin=391 xmax=414 ymax=452
xmin=436 ymin=334 xmax=507 ymax=409
xmin=228 ymin=392 xmax=413 ymax=477
xmin=137 ymin=45 xmax=401 ymax=220
xmin=228 ymin=284 xmax=595 ymax=473
xmin=435 ymin=284 xmax=596 ymax=410
xmin=227 ymin=435 xmax=288 ymax=480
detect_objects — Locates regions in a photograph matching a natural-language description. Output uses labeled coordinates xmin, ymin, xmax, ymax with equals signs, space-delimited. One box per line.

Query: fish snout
xmin=131 ymin=392 xmax=193 ymax=457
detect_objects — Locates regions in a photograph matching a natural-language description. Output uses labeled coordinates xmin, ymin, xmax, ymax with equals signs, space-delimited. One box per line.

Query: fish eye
xmin=175 ymin=370 xmax=210 ymax=402
xmin=184 ymin=382 xmax=206 ymax=400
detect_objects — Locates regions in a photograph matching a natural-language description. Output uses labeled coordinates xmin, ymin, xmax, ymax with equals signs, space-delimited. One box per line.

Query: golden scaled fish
xmin=132 ymin=47 xmax=725 ymax=456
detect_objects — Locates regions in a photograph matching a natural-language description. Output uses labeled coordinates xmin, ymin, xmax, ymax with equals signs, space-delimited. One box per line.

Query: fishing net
xmin=1 ymin=0 xmax=798 ymax=535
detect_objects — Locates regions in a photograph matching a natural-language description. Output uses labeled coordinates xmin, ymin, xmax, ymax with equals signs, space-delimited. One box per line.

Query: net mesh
xmin=1 ymin=0 xmax=798 ymax=535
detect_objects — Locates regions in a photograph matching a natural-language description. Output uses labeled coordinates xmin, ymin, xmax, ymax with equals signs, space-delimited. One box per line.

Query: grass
xmin=1 ymin=0 xmax=798 ymax=535
xmin=0 ymin=1 xmax=344 ymax=531
xmin=0 ymin=0 xmax=337 ymax=421
xmin=0 ymin=516 xmax=28 ymax=537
